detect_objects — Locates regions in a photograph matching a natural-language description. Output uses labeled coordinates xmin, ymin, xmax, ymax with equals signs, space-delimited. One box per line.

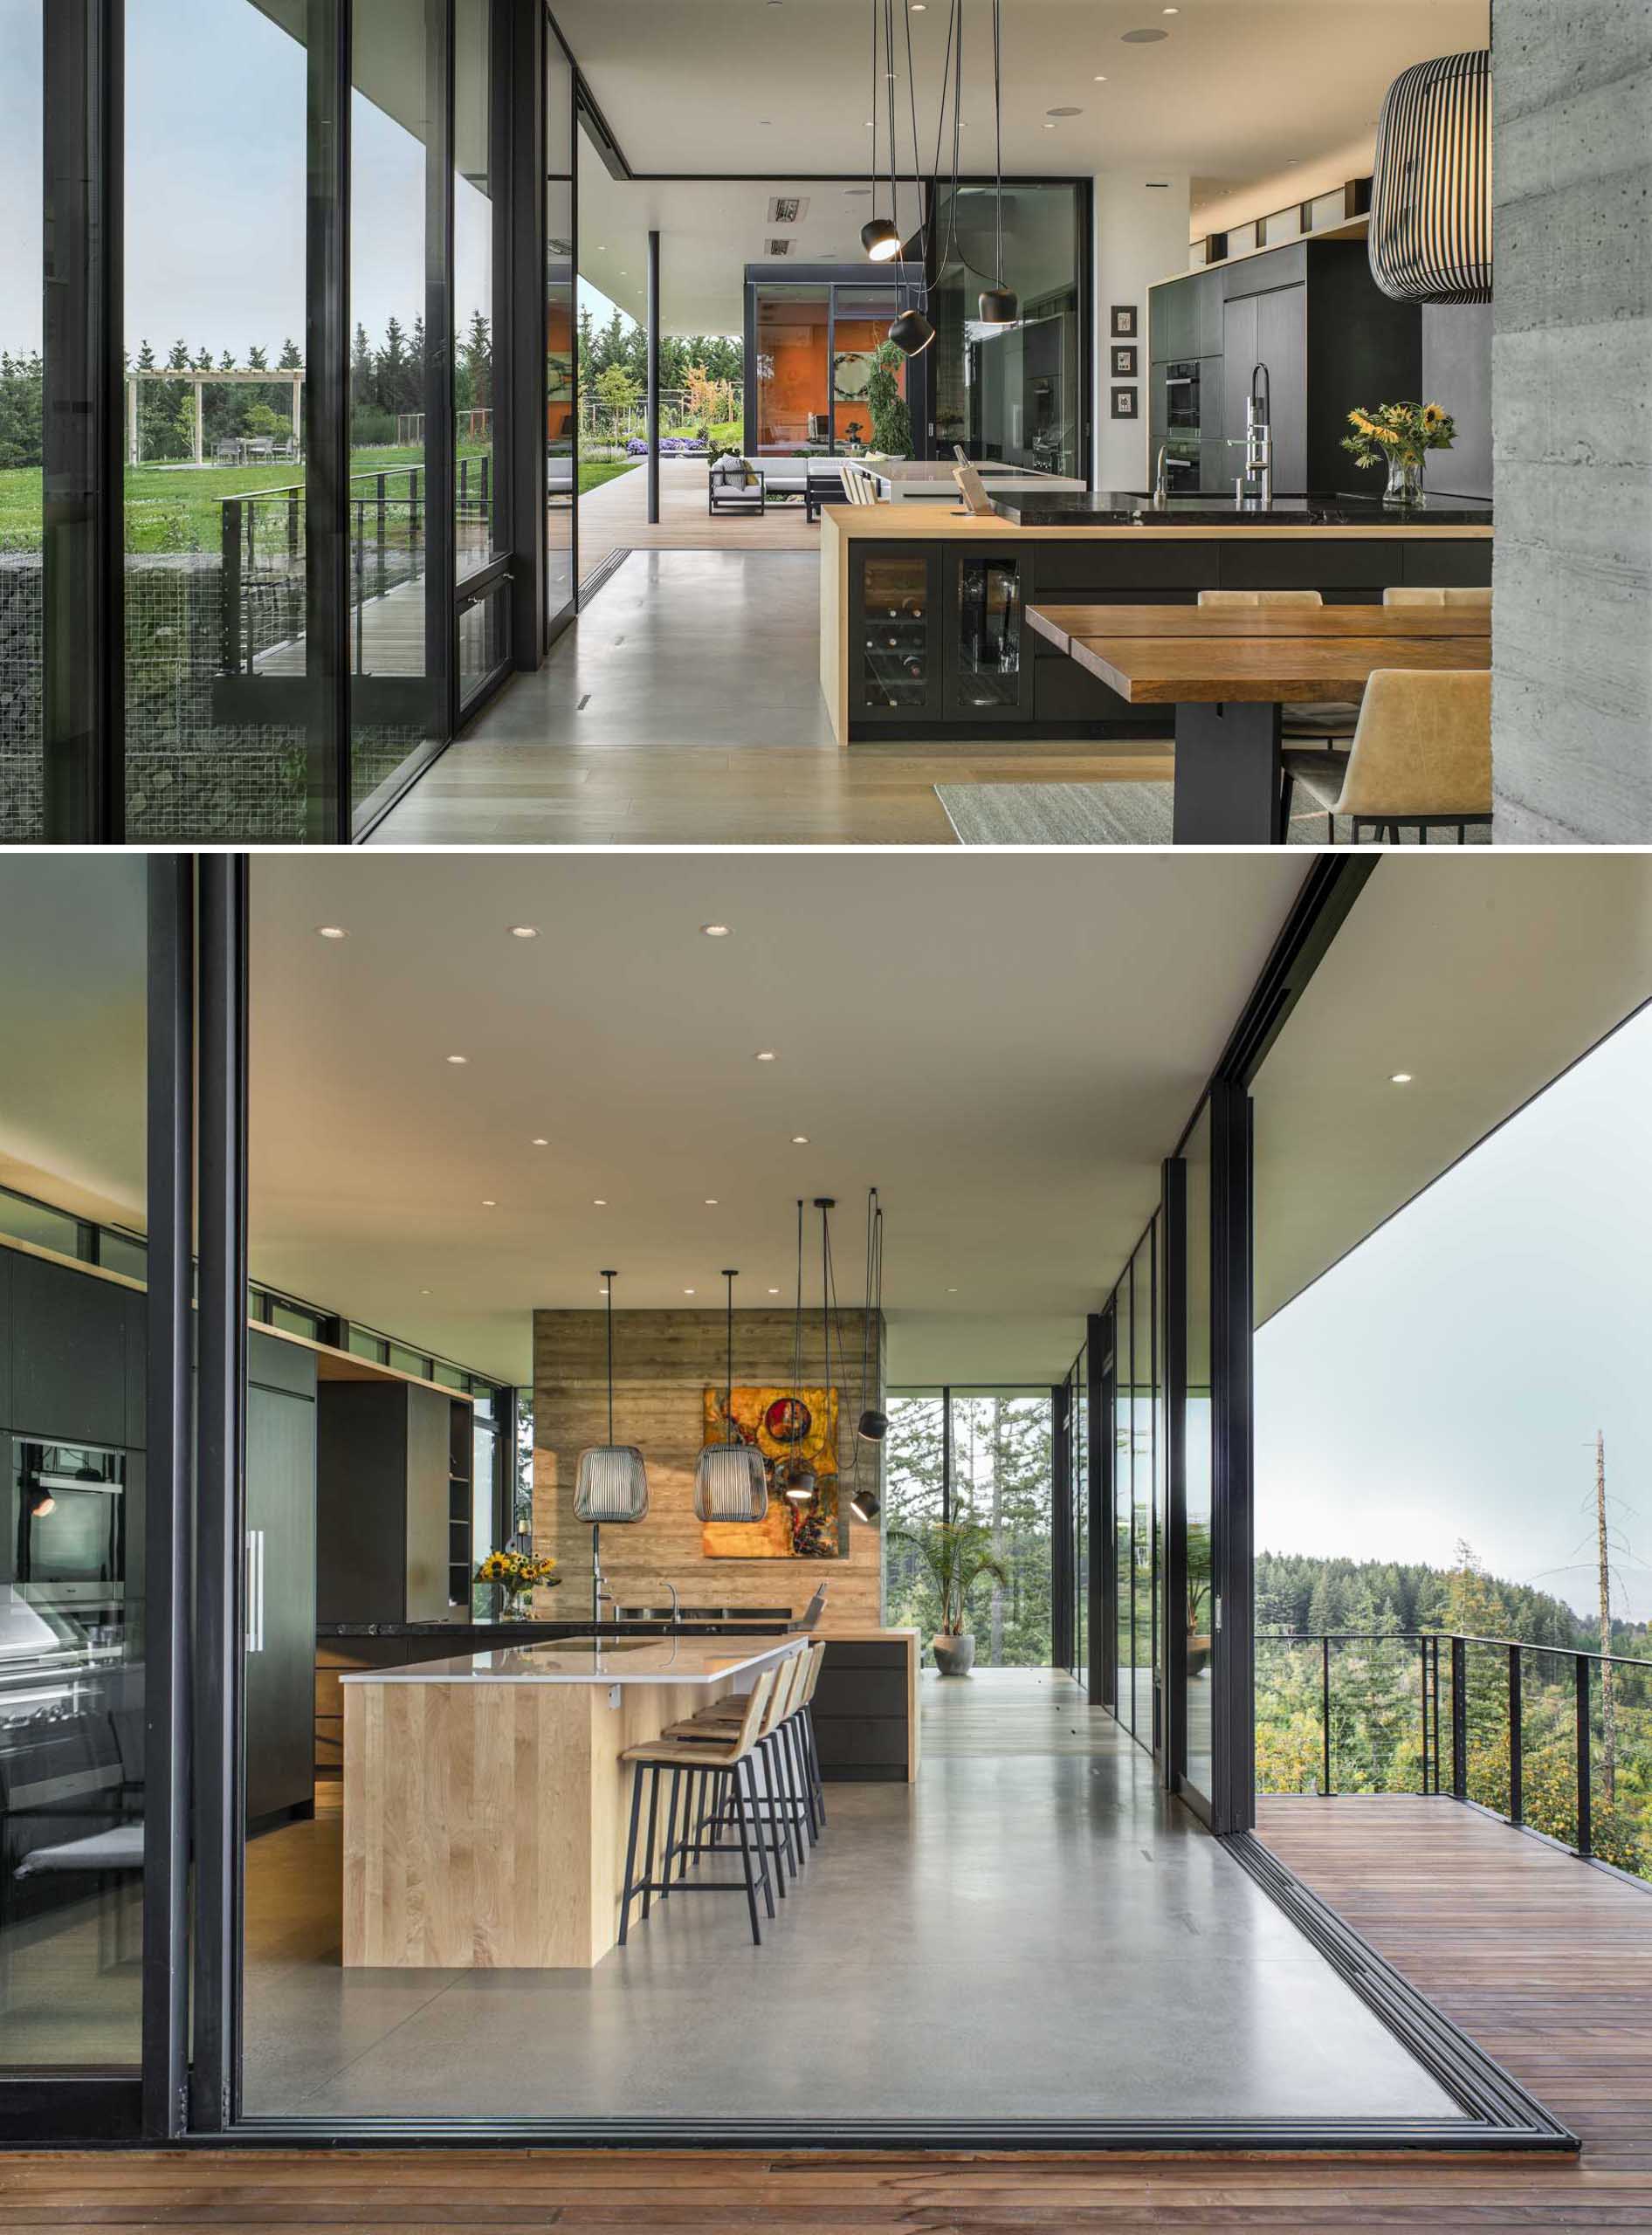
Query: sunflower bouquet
xmin=476 ymin=1547 xmax=560 ymax=1615
xmin=1342 ymin=400 xmax=1456 ymax=504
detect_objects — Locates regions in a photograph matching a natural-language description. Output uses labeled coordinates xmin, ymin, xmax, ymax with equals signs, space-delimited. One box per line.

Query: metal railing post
xmin=1321 ymin=1634 xmax=1332 ymax=1795
xmin=1419 ymin=1635 xmax=1430 ymax=1794
xmin=286 ymin=489 xmax=299 ymax=560
xmin=1450 ymin=1634 xmax=1467 ymax=1799
xmin=222 ymin=499 xmax=243 ymax=677
xmin=1575 ymin=1652 xmax=1592 ymax=1859
xmin=1508 ymin=1643 xmax=1523 ymax=1825
xmin=410 ymin=465 xmax=420 ymax=547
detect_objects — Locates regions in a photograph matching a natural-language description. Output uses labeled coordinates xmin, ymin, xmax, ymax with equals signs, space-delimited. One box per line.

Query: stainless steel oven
xmin=10 ymin=1440 xmax=127 ymax=1619
xmin=1165 ymin=360 xmax=1203 ymax=434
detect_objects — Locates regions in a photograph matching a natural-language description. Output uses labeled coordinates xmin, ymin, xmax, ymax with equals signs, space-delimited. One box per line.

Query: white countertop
xmin=337 ymin=1636 xmax=802 ymax=1688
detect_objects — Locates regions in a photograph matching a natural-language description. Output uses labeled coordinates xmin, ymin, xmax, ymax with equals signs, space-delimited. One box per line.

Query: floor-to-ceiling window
xmin=0 ymin=0 xmax=44 ymax=841
xmin=747 ymin=272 xmax=923 ymax=458
xmin=1105 ymin=1222 xmax=1164 ymax=1755
xmin=885 ymin=1388 xmax=1052 ymax=1666
xmin=1182 ymin=1108 xmax=1215 ymax=1810
xmin=927 ymin=181 xmax=1087 ymax=478
xmin=545 ymin=18 xmax=576 ymax=635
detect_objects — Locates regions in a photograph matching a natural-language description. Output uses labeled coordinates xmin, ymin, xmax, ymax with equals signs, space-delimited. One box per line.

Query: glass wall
xmin=123 ymin=0 xmax=313 ymax=842
xmin=1107 ymin=1225 xmax=1164 ymax=1754
xmin=1183 ymin=1109 xmax=1215 ymax=1806
xmin=885 ymin=1388 xmax=1053 ymax=1666
xmin=749 ymin=277 xmax=913 ymax=458
xmin=0 ymin=859 xmax=148 ymax=2072
xmin=754 ymin=284 xmax=831 ymax=455
xmin=545 ymin=24 xmax=575 ymax=633
xmin=0 ymin=0 xmax=43 ymax=840
xmin=1072 ymin=1349 xmax=1088 ymax=1688
xmin=928 ymin=182 xmax=1085 ymax=477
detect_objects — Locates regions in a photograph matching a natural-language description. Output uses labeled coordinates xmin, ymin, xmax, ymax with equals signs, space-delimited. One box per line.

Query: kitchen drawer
xmin=1032 ymin=542 xmax=1212 ymax=594
xmin=811 ymin=1716 xmax=911 ymax=1768
xmin=813 ymin=1665 xmax=908 ymax=1716
xmin=1401 ymin=539 xmax=1491 ymax=587
xmin=1217 ymin=540 xmax=1403 ymax=592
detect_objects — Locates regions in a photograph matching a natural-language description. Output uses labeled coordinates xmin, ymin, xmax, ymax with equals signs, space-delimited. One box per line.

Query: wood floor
xmin=575 ymin=459 xmax=823 ymax=562
xmin=7 ymin=1793 xmax=1648 ymax=2226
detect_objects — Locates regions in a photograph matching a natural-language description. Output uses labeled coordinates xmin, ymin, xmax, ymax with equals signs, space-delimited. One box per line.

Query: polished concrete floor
xmin=237 ymin=1669 xmax=1461 ymax=2124
xmin=369 ymin=550 xmax=1173 ymax=846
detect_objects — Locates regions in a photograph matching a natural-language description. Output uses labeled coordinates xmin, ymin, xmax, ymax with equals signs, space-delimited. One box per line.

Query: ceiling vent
xmin=766 ymin=237 xmax=795 ymax=255
xmin=767 ymin=196 xmax=809 ymax=224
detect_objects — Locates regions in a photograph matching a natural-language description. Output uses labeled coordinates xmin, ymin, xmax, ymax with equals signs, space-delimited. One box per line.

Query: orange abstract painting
xmin=699 ymin=1386 xmax=843 ymax=1558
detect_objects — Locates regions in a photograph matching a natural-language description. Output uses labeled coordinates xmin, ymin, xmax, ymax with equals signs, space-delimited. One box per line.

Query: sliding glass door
xmin=545 ymin=18 xmax=576 ymax=636
xmin=747 ymin=271 xmax=926 ymax=458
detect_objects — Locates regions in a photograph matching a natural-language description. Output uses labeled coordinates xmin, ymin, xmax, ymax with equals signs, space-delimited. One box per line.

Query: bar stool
xmin=685 ymin=1640 xmax=824 ymax=1855
xmin=671 ymin=1646 xmax=809 ymax=1887
xmin=617 ymin=1663 xmax=777 ymax=1947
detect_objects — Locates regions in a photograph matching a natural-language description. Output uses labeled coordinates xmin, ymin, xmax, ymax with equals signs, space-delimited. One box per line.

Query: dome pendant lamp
xmin=860 ymin=0 xmax=901 ymax=261
xmin=574 ymin=1271 xmax=649 ymax=1625
xmin=1368 ymin=50 xmax=1491 ymax=305
xmin=857 ymin=1189 xmax=887 ymax=1444
xmin=977 ymin=0 xmax=1017 ymax=323
xmin=694 ymin=1272 xmax=769 ymax=1523
xmin=780 ymin=1200 xmax=817 ymax=1505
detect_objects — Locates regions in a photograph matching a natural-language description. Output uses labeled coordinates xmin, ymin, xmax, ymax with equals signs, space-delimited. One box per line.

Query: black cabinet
xmin=7 ymin=1253 xmax=134 ymax=1448
xmin=316 ymin=1379 xmax=464 ymax=1627
xmin=245 ymin=1332 xmax=318 ymax=1826
xmin=1256 ymin=285 xmax=1307 ymax=492
xmin=944 ymin=549 xmax=1033 ymax=722
xmin=850 ymin=547 xmax=941 ymax=721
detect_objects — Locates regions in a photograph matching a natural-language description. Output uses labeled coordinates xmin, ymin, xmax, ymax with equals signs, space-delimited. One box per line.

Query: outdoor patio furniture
xmin=709 ymin=457 xmax=765 ymax=515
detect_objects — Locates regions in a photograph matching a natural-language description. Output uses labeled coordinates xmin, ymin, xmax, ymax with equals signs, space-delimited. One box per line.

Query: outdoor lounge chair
xmin=708 ymin=457 xmax=764 ymax=515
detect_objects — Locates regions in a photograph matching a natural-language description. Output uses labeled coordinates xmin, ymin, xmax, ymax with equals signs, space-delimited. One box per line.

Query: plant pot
xmin=1383 ymin=456 xmax=1425 ymax=507
xmin=932 ymin=1631 xmax=975 ymax=1676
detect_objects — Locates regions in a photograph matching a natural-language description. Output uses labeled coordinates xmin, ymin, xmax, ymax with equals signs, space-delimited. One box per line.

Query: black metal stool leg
xmin=740 ymin=1753 xmax=776 ymax=1922
xmin=732 ymin=1757 xmax=764 ymax=1944
xmin=640 ymin=1763 xmax=662 ymax=1922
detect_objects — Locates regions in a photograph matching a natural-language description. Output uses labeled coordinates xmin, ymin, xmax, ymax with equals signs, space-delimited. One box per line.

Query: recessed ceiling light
xmin=684 ymin=1288 xmax=696 ymax=1296
xmin=791 ymin=1134 xmax=809 ymax=1145
xmin=704 ymin=1198 xmax=719 ymax=1206
xmin=315 ymin=925 xmax=348 ymax=939
xmin=946 ymin=1285 xmax=959 ymax=1294
xmin=594 ymin=1198 xmax=608 ymax=1206
xmin=1122 ymin=24 xmax=1169 ymax=40
xmin=509 ymin=925 xmax=539 ymax=939
xmin=1093 ymin=72 xmax=1108 ymax=80
xmin=767 ymin=1287 xmax=781 ymax=1295
xmin=1047 ymin=107 xmax=1081 ymax=117
xmin=532 ymin=1137 xmax=548 ymax=1146
xmin=1390 ymin=1071 xmax=1415 ymax=1084
xmin=481 ymin=1199 xmax=496 ymax=1207
xmin=1162 ymin=5 xmax=1179 ymax=11
xmin=755 ymin=1049 xmax=777 ymax=1062
xmin=1043 ymin=120 xmax=1056 ymax=129
xmin=701 ymin=923 xmax=732 ymax=937
xmin=420 ymin=1288 xmax=432 ymax=1296
xmin=445 ymin=1054 xmax=468 ymax=1064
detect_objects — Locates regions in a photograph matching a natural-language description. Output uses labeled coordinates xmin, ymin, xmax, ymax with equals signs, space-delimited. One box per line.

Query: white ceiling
xmin=1254 ymin=856 xmax=1652 ymax=1328
xmin=561 ymin=0 xmax=1490 ymax=328
xmin=237 ymin=853 xmax=1302 ymax=1385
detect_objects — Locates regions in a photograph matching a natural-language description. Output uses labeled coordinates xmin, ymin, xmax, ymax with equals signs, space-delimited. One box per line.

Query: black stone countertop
xmin=318 ymin=1618 xmax=794 ymax=1640
xmin=988 ymin=490 xmax=1494 ymax=528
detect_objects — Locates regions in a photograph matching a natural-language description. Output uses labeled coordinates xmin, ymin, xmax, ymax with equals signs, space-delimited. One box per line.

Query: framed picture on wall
xmin=1111 ymin=386 xmax=1138 ymax=420
xmin=1112 ymin=344 xmax=1138 ymax=378
xmin=1110 ymin=304 xmax=1138 ymax=339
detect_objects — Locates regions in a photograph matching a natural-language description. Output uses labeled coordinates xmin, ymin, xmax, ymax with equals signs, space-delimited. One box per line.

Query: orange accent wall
xmin=757 ymin=304 xmax=829 ymax=449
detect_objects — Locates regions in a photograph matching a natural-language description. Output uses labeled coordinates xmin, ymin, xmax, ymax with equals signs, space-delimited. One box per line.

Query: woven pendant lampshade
xmin=573 ymin=1273 xmax=650 ymax=1523
xmin=694 ymin=1272 xmax=769 ymax=1523
xmin=1368 ymin=50 xmax=1491 ymax=305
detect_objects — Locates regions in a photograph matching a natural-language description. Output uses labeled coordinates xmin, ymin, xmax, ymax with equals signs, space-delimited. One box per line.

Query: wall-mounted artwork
xmin=1110 ymin=304 xmax=1138 ymax=339
xmin=1112 ymin=344 xmax=1138 ymax=378
xmin=700 ymin=1386 xmax=843 ymax=1558
xmin=1111 ymin=386 xmax=1138 ymax=420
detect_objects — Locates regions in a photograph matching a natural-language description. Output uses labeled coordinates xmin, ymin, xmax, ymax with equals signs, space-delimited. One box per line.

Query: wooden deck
xmin=3 ymin=1794 xmax=1647 ymax=2228
xmin=575 ymin=457 xmax=823 ymax=568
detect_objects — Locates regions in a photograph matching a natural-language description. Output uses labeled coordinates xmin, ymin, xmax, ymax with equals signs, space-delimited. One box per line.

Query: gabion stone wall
xmin=0 ymin=556 xmax=43 ymax=842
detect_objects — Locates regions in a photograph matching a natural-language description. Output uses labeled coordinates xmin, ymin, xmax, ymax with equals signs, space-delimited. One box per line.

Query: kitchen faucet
xmin=1229 ymin=361 xmax=1273 ymax=507
xmin=1151 ymin=443 xmax=1195 ymax=509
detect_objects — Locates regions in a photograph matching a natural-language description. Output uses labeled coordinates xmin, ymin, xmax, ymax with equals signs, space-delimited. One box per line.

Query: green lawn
xmin=1 ymin=447 xmax=637 ymax=553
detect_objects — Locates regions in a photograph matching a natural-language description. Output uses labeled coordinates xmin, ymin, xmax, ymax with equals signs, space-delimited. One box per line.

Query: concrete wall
xmin=1092 ymin=173 xmax=1192 ymax=492
xmin=1491 ymin=0 xmax=1652 ymax=842
xmin=533 ymin=1307 xmax=885 ymax=1633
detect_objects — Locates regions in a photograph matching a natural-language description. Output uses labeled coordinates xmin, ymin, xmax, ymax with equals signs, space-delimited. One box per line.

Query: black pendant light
xmin=857 ymin=1188 xmax=887 ymax=1443
xmin=885 ymin=0 xmax=935 ymax=355
xmin=977 ymin=0 xmax=1017 ymax=322
xmin=1368 ymin=50 xmax=1491 ymax=305
xmin=860 ymin=0 xmax=901 ymax=261
xmin=695 ymin=1272 xmax=768 ymax=1522
xmin=780 ymin=1199 xmax=817 ymax=1504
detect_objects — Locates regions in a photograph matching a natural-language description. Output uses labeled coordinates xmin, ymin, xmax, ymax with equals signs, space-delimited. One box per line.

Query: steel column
xmin=1575 ymin=1653 xmax=1592 ymax=1859
xmin=646 ymin=228 xmax=661 ymax=524
xmin=1508 ymin=1644 xmax=1524 ymax=1826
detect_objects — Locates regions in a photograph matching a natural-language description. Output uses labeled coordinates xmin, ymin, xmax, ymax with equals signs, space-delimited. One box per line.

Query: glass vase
xmin=1384 ymin=456 xmax=1425 ymax=508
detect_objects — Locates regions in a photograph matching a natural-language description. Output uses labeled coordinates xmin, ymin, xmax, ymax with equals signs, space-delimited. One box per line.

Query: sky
xmin=1255 ymin=1003 xmax=1652 ymax=1621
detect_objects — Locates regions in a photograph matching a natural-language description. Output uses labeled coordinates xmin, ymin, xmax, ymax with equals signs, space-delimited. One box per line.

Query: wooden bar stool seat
xmin=617 ymin=1664 xmax=778 ymax=1946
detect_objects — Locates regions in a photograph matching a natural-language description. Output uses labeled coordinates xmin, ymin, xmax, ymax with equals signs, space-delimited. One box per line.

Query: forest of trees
xmin=1256 ymin=1540 xmax=1652 ymax=1881
xmin=883 ymin=1395 xmax=1054 ymax=1666
xmin=575 ymin=303 xmax=742 ymax=405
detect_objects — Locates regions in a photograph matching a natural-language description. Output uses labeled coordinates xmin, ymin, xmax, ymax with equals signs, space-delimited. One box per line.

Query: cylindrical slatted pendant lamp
xmin=1368 ymin=50 xmax=1491 ymax=306
xmin=574 ymin=1273 xmax=649 ymax=1522
xmin=695 ymin=1272 xmax=769 ymax=1522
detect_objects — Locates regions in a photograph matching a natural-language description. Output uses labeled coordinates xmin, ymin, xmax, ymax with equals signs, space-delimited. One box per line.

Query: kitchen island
xmin=341 ymin=1636 xmax=801 ymax=1969
xmin=819 ymin=495 xmax=1492 ymax=747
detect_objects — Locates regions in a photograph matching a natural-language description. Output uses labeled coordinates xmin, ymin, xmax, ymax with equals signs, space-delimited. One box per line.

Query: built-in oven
xmin=10 ymin=1441 xmax=127 ymax=1623
xmin=1164 ymin=360 xmax=1203 ymax=433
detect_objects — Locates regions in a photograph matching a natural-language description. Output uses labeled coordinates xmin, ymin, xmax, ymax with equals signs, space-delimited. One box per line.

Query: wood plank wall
xmin=533 ymin=1308 xmax=885 ymax=1633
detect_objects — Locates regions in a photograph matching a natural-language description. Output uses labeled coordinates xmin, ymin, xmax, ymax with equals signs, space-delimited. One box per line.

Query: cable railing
xmin=218 ymin=458 xmax=493 ymax=677
xmin=1256 ymin=1629 xmax=1652 ymax=1885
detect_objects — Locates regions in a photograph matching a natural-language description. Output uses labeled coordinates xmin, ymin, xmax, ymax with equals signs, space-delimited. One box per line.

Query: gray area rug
xmin=935 ymin=782 xmax=1490 ymax=848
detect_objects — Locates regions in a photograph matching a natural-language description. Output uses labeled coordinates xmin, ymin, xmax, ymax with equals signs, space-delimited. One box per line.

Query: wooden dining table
xmin=1025 ymin=602 xmax=1492 ymax=845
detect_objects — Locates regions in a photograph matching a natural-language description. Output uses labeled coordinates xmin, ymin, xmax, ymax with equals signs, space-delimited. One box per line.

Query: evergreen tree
xmin=278 ymin=337 xmax=303 ymax=370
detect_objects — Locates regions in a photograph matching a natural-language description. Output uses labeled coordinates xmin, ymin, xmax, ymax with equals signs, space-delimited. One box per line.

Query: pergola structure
xmin=125 ymin=367 xmax=305 ymax=465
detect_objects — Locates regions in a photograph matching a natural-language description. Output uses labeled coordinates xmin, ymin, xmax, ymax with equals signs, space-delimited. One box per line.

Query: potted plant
xmin=893 ymin=1518 xmax=1010 ymax=1675
xmin=1341 ymin=399 xmax=1457 ymax=507
xmin=476 ymin=1547 xmax=560 ymax=1620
